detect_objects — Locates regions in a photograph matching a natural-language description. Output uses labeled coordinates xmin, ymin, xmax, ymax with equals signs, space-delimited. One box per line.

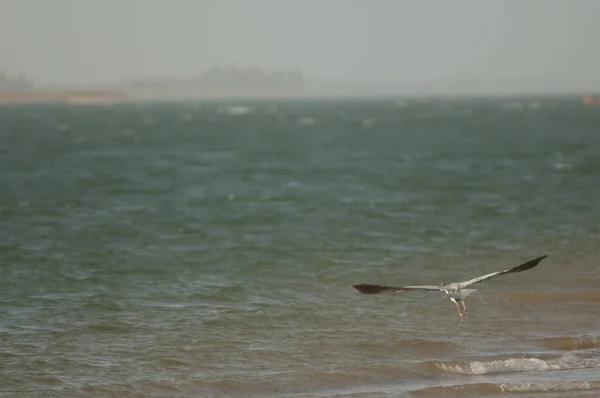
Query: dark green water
xmin=1 ymin=97 xmax=599 ymax=397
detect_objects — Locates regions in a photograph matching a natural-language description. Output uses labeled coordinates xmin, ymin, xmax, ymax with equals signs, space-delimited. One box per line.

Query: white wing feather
xmin=456 ymin=255 xmax=547 ymax=288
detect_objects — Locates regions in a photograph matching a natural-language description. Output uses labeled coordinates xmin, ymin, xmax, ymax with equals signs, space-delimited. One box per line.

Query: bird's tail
xmin=350 ymin=284 xmax=405 ymax=294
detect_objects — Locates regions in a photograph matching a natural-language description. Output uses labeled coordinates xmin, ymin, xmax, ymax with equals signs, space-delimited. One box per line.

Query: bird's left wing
xmin=350 ymin=284 xmax=441 ymax=294
xmin=456 ymin=255 xmax=548 ymax=288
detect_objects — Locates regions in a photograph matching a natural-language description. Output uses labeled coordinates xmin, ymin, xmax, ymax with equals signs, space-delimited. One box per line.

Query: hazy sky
xmin=1 ymin=0 xmax=599 ymax=85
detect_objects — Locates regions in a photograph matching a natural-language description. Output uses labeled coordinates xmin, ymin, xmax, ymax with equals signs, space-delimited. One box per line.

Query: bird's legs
xmin=450 ymin=298 xmax=463 ymax=318
xmin=461 ymin=300 xmax=468 ymax=317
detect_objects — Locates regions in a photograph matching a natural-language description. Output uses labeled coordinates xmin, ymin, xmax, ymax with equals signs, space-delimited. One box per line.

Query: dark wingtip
xmin=350 ymin=284 xmax=401 ymax=294
xmin=511 ymin=254 xmax=548 ymax=273
xmin=350 ymin=284 xmax=377 ymax=294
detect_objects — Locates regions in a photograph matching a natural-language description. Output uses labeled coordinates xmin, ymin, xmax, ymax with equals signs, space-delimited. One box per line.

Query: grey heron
xmin=350 ymin=255 xmax=548 ymax=317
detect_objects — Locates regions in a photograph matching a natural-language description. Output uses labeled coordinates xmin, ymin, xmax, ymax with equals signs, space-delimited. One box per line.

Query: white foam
xmin=529 ymin=101 xmax=543 ymax=109
xmin=500 ymin=381 xmax=599 ymax=393
xmin=553 ymin=163 xmax=574 ymax=170
xmin=180 ymin=113 xmax=194 ymax=121
xmin=361 ymin=118 xmax=377 ymax=128
xmin=437 ymin=353 xmax=600 ymax=375
xmin=469 ymin=357 xmax=559 ymax=375
xmin=222 ymin=106 xmax=252 ymax=116
xmin=501 ymin=101 xmax=524 ymax=110
xmin=297 ymin=117 xmax=316 ymax=126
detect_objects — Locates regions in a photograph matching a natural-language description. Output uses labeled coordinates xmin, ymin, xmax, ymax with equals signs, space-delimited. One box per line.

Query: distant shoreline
xmin=0 ymin=88 xmax=597 ymax=105
xmin=0 ymin=90 xmax=131 ymax=104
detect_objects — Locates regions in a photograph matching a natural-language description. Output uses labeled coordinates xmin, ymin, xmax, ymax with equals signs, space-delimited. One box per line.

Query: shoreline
xmin=0 ymin=89 xmax=597 ymax=105
xmin=0 ymin=90 xmax=131 ymax=104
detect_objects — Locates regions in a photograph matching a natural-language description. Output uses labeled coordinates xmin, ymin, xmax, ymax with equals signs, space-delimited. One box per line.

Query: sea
xmin=1 ymin=96 xmax=599 ymax=397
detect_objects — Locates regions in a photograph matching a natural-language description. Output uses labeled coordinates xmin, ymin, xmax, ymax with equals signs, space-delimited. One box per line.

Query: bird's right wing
xmin=350 ymin=284 xmax=441 ymax=294
xmin=455 ymin=255 xmax=548 ymax=288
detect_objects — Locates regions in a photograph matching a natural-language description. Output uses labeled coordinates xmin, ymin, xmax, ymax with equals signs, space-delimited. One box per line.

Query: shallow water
xmin=1 ymin=97 xmax=599 ymax=397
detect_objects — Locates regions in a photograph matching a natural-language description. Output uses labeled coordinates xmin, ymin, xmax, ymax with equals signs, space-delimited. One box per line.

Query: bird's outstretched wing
xmin=455 ymin=255 xmax=548 ymax=289
xmin=350 ymin=284 xmax=441 ymax=294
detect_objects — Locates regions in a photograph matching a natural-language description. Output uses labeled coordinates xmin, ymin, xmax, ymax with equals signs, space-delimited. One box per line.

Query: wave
xmin=410 ymin=381 xmax=600 ymax=397
xmin=505 ymin=291 xmax=600 ymax=303
xmin=219 ymin=106 xmax=253 ymax=116
xmin=430 ymin=352 xmax=600 ymax=375
xmin=84 ymin=322 xmax=133 ymax=333
xmin=354 ymin=338 xmax=460 ymax=357
xmin=534 ymin=335 xmax=600 ymax=351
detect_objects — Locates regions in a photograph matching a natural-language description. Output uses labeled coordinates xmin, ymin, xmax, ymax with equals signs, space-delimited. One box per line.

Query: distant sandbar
xmin=0 ymin=90 xmax=131 ymax=104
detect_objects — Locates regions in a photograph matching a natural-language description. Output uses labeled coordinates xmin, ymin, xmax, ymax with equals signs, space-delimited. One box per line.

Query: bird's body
xmin=445 ymin=288 xmax=477 ymax=301
xmin=350 ymin=255 xmax=548 ymax=317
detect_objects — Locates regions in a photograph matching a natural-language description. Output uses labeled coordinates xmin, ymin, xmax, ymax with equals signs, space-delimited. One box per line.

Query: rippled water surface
xmin=1 ymin=97 xmax=599 ymax=397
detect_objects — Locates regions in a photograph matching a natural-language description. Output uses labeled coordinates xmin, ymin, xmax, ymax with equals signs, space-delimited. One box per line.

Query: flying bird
xmin=350 ymin=255 xmax=548 ymax=318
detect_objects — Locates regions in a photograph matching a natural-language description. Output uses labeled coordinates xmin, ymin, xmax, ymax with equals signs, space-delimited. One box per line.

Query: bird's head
xmin=439 ymin=283 xmax=450 ymax=294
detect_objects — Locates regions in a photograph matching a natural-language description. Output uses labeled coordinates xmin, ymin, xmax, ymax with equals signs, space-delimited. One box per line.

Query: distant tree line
xmin=127 ymin=65 xmax=305 ymax=97
xmin=0 ymin=72 xmax=34 ymax=92
xmin=198 ymin=65 xmax=305 ymax=90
